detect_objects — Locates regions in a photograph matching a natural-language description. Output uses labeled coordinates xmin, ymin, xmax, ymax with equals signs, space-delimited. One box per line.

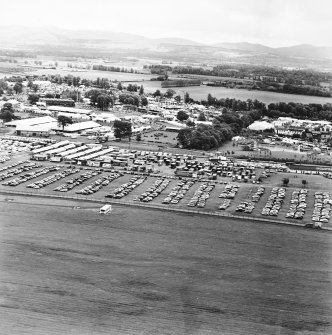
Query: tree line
xmin=92 ymin=65 xmax=139 ymax=74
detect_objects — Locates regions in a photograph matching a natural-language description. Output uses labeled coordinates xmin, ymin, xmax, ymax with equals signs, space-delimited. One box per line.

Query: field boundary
xmin=1 ymin=189 xmax=331 ymax=232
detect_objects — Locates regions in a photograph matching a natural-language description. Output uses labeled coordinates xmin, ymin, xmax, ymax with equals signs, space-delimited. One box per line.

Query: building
xmin=5 ymin=116 xmax=58 ymax=137
xmin=47 ymin=106 xmax=92 ymax=116
xmin=53 ymin=120 xmax=101 ymax=133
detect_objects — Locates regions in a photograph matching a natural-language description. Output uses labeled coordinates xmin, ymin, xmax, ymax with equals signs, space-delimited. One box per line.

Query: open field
xmin=0 ymin=195 xmax=332 ymax=334
xmin=135 ymin=81 xmax=332 ymax=105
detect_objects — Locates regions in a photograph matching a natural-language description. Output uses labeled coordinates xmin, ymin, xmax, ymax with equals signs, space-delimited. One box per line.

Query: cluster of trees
xmin=126 ymin=84 xmax=144 ymax=94
xmin=86 ymin=89 xmax=114 ymax=110
xmin=145 ymin=65 xmax=172 ymax=75
xmin=266 ymin=102 xmax=332 ymax=121
xmin=0 ymin=103 xmax=18 ymax=122
xmin=92 ymin=64 xmax=139 ymax=74
xmin=26 ymin=74 xmax=111 ymax=89
xmin=113 ymin=120 xmax=132 ymax=141
xmin=177 ymin=109 xmax=262 ymax=150
xmin=118 ymin=92 xmax=148 ymax=107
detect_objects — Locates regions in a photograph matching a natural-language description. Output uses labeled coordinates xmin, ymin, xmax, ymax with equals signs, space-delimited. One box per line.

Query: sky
xmin=1 ymin=0 xmax=331 ymax=47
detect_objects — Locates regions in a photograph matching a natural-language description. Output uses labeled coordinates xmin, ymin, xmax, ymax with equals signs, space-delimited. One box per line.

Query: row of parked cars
xmin=218 ymin=199 xmax=232 ymax=210
xmin=106 ymin=176 xmax=146 ymax=199
xmin=162 ymin=179 xmax=195 ymax=205
xmin=236 ymin=201 xmax=255 ymax=213
xmin=134 ymin=178 xmax=170 ymax=202
xmin=4 ymin=165 xmax=60 ymax=186
xmin=0 ymin=161 xmax=41 ymax=181
xmin=26 ymin=168 xmax=79 ymax=189
xmin=187 ymin=183 xmax=215 ymax=208
xmin=0 ymin=160 xmax=28 ymax=172
xmin=261 ymin=187 xmax=286 ymax=216
xmin=251 ymin=186 xmax=265 ymax=202
xmin=75 ymin=173 xmax=122 ymax=195
xmin=54 ymin=170 xmax=102 ymax=192
xmin=286 ymin=189 xmax=308 ymax=219
xmin=219 ymin=184 xmax=240 ymax=199
xmin=312 ymin=192 xmax=331 ymax=227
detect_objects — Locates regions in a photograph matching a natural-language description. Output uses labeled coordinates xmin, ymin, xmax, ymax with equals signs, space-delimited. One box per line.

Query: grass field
xmin=0 ymin=195 xmax=332 ymax=334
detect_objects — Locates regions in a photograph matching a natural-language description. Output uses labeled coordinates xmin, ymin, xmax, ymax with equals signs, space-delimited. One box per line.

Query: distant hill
xmin=0 ymin=25 xmax=331 ymax=68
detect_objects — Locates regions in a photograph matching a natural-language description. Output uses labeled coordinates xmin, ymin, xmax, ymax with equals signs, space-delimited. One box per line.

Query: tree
xmin=153 ymin=89 xmax=162 ymax=97
xmin=184 ymin=92 xmax=190 ymax=104
xmin=57 ymin=115 xmax=73 ymax=130
xmin=136 ymin=133 xmax=142 ymax=141
xmin=165 ymin=89 xmax=176 ymax=98
xmin=113 ymin=120 xmax=132 ymax=141
xmin=282 ymin=177 xmax=290 ymax=187
xmin=96 ymin=94 xmax=113 ymax=110
xmin=302 ymin=179 xmax=307 ymax=188
xmin=28 ymin=94 xmax=39 ymax=105
xmin=0 ymin=103 xmax=16 ymax=122
xmin=139 ymin=85 xmax=144 ymax=95
xmin=117 ymin=82 xmax=123 ymax=91
xmin=198 ymin=112 xmax=207 ymax=121
xmin=186 ymin=120 xmax=195 ymax=128
xmin=141 ymin=96 xmax=148 ymax=107
xmin=177 ymin=110 xmax=189 ymax=122
xmin=177 ymin=128 xmax=193 ymax=148
xmin=13 ymin=82 xmax=23 ymax=94
xmin=118 ymin=93 xmax=139 ymax=106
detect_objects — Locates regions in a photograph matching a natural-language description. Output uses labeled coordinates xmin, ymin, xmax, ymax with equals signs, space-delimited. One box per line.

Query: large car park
xmin=0 ymin=135 xmax=332 ymax=228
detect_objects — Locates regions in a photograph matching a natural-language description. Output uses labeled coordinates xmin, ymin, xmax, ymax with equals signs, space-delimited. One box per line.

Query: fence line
xmin=1 ymin=189 xmax=331 ymax=231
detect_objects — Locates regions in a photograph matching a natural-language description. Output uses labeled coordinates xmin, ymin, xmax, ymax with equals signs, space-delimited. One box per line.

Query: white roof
xmin=47 ymin=106 xmax=92 ymax=114
xmin=53 ymin=121 xmax=101 ymax=132
xmin=248 ymin=121 xmax=275 ymax=131
xmin=6 ymin=116 xmax=57 ymax=127
xmin=16 ymin=123 xmax=56 ymax=132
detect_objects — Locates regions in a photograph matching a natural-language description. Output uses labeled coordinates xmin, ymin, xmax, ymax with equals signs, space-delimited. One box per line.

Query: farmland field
xmin=0 ymin=195 xmax=332 ymax=334
xmin=135 ymin=81 xmax=332 ymax=105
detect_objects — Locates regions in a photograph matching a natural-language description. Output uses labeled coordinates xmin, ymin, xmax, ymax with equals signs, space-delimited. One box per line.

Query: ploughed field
xmin=0 ymin=195 xmax=332 ymax=334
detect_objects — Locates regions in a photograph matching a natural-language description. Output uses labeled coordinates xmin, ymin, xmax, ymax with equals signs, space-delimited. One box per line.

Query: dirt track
xmin=0 ymin=195 xmax=332 ymax=334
